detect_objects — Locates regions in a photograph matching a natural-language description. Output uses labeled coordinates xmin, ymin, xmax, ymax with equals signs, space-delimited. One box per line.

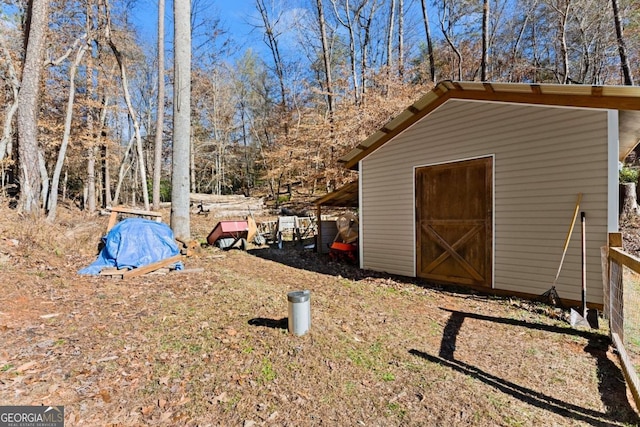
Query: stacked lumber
xmin=190 ymin=194 xmax=265 ymax=217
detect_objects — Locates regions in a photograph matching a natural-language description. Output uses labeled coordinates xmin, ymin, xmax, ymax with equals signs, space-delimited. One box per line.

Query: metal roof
xmin=339 ymin=80 xmax=640 ymax=170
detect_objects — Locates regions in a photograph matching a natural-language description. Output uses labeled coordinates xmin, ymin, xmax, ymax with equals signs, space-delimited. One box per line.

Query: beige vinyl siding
xmin=360 ymin=99 xmax=610 ymax=304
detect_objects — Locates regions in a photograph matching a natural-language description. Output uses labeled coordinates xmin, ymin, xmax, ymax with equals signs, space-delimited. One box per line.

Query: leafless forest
xmin=1 ymin=0 xmax=639 ymax=219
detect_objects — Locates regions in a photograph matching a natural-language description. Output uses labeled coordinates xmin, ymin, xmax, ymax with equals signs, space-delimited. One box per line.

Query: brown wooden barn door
xmin=416 ymin=157 xmax=493 ymax=287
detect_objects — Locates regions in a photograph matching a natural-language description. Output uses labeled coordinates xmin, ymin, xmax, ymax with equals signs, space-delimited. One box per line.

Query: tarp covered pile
xmin=79 ymin=218 xmax=183 ymax=275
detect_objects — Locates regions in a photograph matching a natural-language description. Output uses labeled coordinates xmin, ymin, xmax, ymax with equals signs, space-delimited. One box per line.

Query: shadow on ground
xmin=248 ymin=317 xmax=288 ymax=330
xmin=410 ymin=309 xmax=639 ymax=427
xmin=247 ymin=243 xmax=367 ymax=279
xmin=246 ymin=242 xmax=637 ymax=425
xmin=247 ymin=243 xmax=508 ymax=301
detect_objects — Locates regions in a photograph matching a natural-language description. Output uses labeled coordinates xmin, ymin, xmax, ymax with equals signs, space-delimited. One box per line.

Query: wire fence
xmin=606 ymin=245 xmax=640 ymax=407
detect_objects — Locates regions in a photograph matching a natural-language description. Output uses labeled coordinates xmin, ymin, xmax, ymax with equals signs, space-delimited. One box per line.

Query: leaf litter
xmin=0 ymin=204 xmax=638 ymax=426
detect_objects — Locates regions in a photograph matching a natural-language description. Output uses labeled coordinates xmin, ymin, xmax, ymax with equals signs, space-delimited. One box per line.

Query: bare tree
xmin=438 ymin=0 xmax=464 ymax=80
xmin=153 ymin=0 xmax=165 ymax=209
xmin=358 ymin=0 xmax=379 ymax=104
xmin=113 ymin=134 xmax=135 ymax=205
xmin=256 ymin=0 xmax=287 ymax=109
xmin=0 ymin=33 xmax=20 ymax=162
xmin=316 ymin=0 xmax=334 ymax=117
xmin=386 ymin=0 xmax=395 ymax=70
xmin=503 ymin=0 xmax=538 ymax=81
xmin=331 ymin=0 xmax=364 ymax=104
xmin=46 ymin=38 xmax=88 ymax=221
xmin=17 ymin=0 xmax=49 ymax=213
xmin=545 ymin=0 xmax=572 ymax=83
xmin=481 ymin=0 xmax=489 ymax=80
xmin=85 ymin=2 xmax=97 ymax=214
xmin=104 ymin=0 xmax=150 ymax=209
xmin=420 ymin=0 xmax=436 ymax=82
xmin=611 ymin=0 xmax=634 ymax=85
xmin=398 ymin=0 xmax=404 ymax=76
xmin=171 ymin=0 xmax=191 ymax=240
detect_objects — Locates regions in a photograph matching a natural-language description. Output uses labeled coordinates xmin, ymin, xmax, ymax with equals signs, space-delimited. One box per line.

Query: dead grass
xmin=0 ymin=204 xmax=638 ymax=426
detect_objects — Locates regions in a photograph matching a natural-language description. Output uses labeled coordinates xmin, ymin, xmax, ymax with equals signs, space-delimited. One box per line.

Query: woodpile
xmin=189 ymin=194 xmax=266 ymax=217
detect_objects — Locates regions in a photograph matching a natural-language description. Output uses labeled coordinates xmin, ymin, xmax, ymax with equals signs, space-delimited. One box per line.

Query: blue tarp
xmin=78 ymin=218 xmax=183 ymax=275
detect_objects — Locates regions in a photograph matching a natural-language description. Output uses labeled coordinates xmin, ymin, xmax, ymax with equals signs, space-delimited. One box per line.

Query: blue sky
xmin=130 ymin=0 xmax=263 ymax=53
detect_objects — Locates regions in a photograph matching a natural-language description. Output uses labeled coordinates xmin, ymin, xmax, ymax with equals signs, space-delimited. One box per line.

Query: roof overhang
xmin=314 ymin=180 xmax=358 ymax=208
xmin=339 ymin=80 xmax=640 ymax=170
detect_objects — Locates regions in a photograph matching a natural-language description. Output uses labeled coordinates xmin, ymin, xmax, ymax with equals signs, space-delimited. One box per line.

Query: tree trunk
xmin=113 ymin=135 xmax=134 ymax=205
xmin=611 ymin=0 xmax=634 ymax=85
xmin=0 ymin=34 xmax=20 ymax=161
xmin=17 ymin=0 xmax=49 ymax=213
xmin=105 ymin=0 xmax=149 ymax=210
xmin=398 ymin=0 xmax=404 ymax=76
xmin=256 ymin=0 xmax=287 ymax=109
xmin=153 ymin=0 xmax=165 ymax=209
xmin=360 ymin=5 xmax=377 ymax=106
xmin=102 ymin=143 xmax=112 ymax=206
xmin=63 ymin=169 xmax=68 ymax=202
xmin=549 ymin=0 xmax=571 ymax=83
xmin=439 ymin=13 xmax=463 ymax=80
xmin=87 ymin=146 xmax=96 ymax=211
xmin=109 ymin=46 xmax=149 ymax=209
xmin=508 ymin=4 xmax=532 ymax=81
xmin=331 ymin=0 xmax=360 ymax=104
xmin=481 ymin=0 xmax=489 ymax=81
xmin=38 ymin=149 xmax=48 ymax=206
xmin=190 ymin=133 xmax=196 ymax=192
xmin=386 ymin=0 xmax=395 ymax=70
xmin=47 ymin=42 xmax=87 ymax=221
xmin=420 ymin=0 xmax=435 ymax=82
xmin=621 ymin=182 xmax=640 ymax=219
xmin=85 ymin=0 xmax=97 ymax=214
xmin=171 ymin=0 xmax=191 ymax=241
xmin=316 ymin=0 xmax=334 ymax=117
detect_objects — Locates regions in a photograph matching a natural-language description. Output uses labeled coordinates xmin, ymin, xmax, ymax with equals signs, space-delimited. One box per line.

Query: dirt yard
xmin=0 ymin=204 xmax=638 ymax=426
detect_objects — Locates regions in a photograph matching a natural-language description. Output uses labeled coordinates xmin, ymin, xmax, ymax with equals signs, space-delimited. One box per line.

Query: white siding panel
xmin=360 ymin=100 xmax=610 ymax=304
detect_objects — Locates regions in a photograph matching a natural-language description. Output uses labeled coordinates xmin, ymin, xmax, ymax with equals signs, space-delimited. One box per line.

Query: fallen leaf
xmin=141 ymin=405 xmax=154 ymax=416
xmin=99 ymin=389 xmax=112 ymax=403
xmin=15 ymin=361 xmax=37 ymax=373
xmin=95 ymin=355 xmax=118 ymax=363
xmin=212 ymin=392 xmax=228 ymax=403
xmin=158 ymin=398 xmax=167 ymax=409
xmin=177 ymin=395 xmax=191 ymax=406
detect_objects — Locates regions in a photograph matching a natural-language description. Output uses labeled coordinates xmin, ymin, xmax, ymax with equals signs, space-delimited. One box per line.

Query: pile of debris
xmin=79 ymin=206 xmax=202 ymax=279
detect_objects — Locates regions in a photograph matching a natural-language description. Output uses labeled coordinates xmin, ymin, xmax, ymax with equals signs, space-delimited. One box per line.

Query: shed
xmin=338 ymin=81 xmax=640 ymax=307
xmin=314 ymin=180 xmax=359 ymax=253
